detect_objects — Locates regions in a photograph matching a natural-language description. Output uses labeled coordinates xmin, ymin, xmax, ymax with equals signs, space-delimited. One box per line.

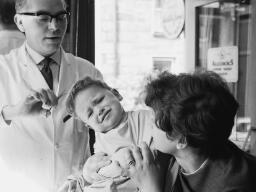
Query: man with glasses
xmin=0 ymin=0 xmax=103 ymax=191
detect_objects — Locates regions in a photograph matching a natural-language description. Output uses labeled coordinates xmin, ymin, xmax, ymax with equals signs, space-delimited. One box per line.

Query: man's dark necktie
xmin=40 ymin=57 xmax=53 ymax=90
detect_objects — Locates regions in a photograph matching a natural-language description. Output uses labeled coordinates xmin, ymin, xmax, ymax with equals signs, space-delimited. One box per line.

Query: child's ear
xmin=111 ymin=88 xmax=123 ymax=101
xmin=176 ymin=136 xmax=187 ymax=150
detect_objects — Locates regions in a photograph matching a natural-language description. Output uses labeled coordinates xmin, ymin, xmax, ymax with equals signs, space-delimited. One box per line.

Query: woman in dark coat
xmin=126 ymin=71 xmax=256 ymax=192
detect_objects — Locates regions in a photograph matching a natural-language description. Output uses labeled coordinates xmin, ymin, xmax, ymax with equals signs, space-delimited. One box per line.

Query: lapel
xmin=20 ymin=46 xmax=78 ymax=96
xmin=57 ymin=49 xmax=78 ymax=97
xmin=19 ymin=44 xmax=49 ymax=91
xmin=18 ymin=44 xmax=55 ymax=129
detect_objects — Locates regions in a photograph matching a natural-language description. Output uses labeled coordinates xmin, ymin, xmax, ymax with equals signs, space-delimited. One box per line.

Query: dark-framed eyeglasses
xmin=17 ymin=10 xmax=70 ymax=23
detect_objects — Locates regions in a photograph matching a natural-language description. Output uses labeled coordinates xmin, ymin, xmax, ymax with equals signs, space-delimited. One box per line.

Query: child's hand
xmin=83 ymin=152 xmax=111 ymax=183
xmin=57 ymin=179 xmax=77 ymax=192
xmin=97 ymin=147 xmax=134 ymax=178
xmin=112 ymin=147 xmax=133 ymax=170
xmin=98 ymin=160 xmax=123 ymax=178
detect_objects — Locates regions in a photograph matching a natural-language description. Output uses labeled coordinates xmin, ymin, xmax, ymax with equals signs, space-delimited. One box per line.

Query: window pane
xmin=95 ymin=0 xmax=185 ymax=110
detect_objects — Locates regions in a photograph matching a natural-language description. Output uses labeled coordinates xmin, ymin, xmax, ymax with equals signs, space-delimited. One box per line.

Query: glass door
xmin=187 ymin=0 xmax=255 ymax=152
xmin=196 ymin=2 xmax=251 ymax=116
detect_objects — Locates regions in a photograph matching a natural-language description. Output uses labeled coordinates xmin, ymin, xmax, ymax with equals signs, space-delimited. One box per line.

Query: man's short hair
xmin=145 ymin=71 xmax=239 ymax=156
xmin=15 ymin=0 xmax=67 ymax=12
xmin=0 ymin=0 xmax=16 ymax=26
xmin=66 ymin=77 xmax=112 ymax=116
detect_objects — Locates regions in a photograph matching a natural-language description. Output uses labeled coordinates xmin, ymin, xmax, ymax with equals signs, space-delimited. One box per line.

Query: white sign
xmin=207 ymin=46 xmax=238 ymax=82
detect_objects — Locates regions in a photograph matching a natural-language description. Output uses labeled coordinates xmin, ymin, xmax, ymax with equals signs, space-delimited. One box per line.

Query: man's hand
xmin=2 ymin=89 xmax=58 ymax=121
xmin=83 ymin=152 xmax=111 ymax=184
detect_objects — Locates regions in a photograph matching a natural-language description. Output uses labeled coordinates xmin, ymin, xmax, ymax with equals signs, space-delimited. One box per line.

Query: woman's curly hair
xmin=145 ymin=71 xmax=239 ymax=156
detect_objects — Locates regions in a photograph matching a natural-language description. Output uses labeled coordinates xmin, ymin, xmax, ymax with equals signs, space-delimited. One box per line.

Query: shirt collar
xmin=25 ymin=42 xmax=61 ymax=65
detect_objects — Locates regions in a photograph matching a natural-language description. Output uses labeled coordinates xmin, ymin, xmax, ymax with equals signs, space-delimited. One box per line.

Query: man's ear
xmin=14 ymin=14 xmax=25 ymax=33
xmin=176 ymin=136 xmax=187 ymax=150
xmin=111 ymin=88 xmax=123 ymax=101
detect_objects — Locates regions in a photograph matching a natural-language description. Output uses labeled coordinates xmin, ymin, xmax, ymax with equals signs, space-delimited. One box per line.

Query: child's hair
xmin=66 ymin=76 xmax=112 ymax=116
xmin=145 ymin=71 xmax=239 ymax=156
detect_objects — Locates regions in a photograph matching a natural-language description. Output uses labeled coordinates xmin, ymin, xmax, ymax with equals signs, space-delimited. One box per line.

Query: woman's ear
xmin=176 ymin=136 xmax=187 ymax=150
xmin=111 ymin=88 xmax=123 ymax=101
xmin=14 ymin=14 xmax=25 ymax=33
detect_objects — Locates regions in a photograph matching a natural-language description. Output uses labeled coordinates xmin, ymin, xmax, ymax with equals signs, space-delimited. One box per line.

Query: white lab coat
xmin=0 ymin=43 xmax=102 ymax=192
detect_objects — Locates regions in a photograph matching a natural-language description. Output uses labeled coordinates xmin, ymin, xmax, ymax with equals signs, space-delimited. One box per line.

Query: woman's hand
xmin=83 ymin=152 xmax=111 ymax=184
xmin=126 ymin=142 xmax=163 ymax=192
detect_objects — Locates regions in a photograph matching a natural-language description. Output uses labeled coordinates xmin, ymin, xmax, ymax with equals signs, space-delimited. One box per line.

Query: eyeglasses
xmin=18 ymin=10 xmax=70 ymax=23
